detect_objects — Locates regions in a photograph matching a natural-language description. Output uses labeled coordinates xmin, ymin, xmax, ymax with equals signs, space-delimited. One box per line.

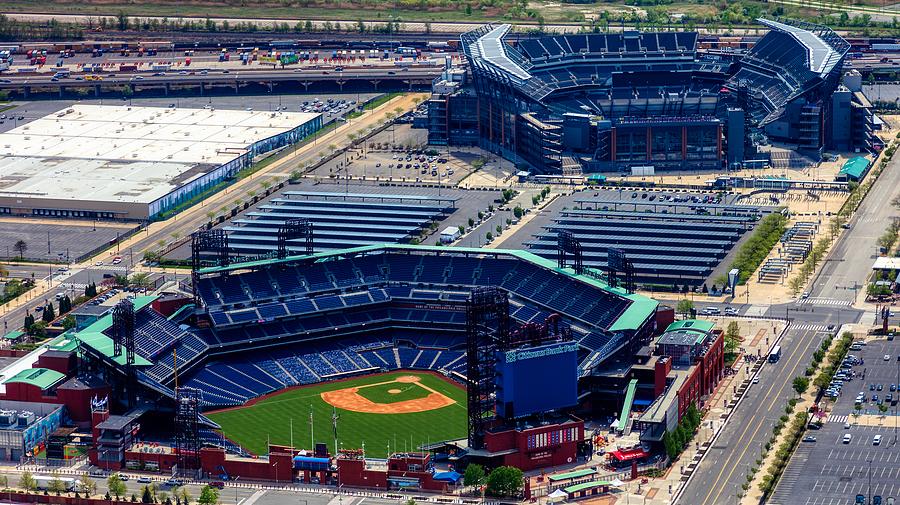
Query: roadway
xmin=0 ymin=66 xmax=444 ymax=89
xmin=0 ymin=466 xmax=407 ymax=505
xmin=678 ymin=141 xmax=900 ymax=504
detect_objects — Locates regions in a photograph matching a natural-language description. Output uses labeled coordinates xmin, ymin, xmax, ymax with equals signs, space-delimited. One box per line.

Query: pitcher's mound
xmin=387 ymin=389 xmax=402 ymax=394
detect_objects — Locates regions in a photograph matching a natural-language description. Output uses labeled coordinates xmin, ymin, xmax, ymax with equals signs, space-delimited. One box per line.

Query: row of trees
xmin=661 ymin=403 xmax=701 ymax=461
xmin=16 ymin=471 xmax=219 ymax=504
xmin=0 ymin=15 xmax=83 ymax=42
xmin=729 ymin=213 xmax=787 ymax=285
xmin=756 ymin=411 xmax=809 ymax=497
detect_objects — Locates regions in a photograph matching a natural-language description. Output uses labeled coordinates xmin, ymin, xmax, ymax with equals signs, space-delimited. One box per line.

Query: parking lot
xmin=306 ymin=124 xmax=465 ymax=184
xmin=771 ymin=336 xmax=900 ymax=505
xmin=0 ymin=219 xmax=138 ymax=263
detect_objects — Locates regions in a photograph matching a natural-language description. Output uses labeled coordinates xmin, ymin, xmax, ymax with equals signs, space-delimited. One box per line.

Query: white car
xmin=751 ymin=377 xmax=759 ymax=384
xmin=874 ymin=435 xmax=883 ymax=445
xmin=843 ymin=433 xmax=852 ymax=443
xmin=885 ymin=355 xmax=892 ymax=361
xmin=844 ymin=421 xmax=851 ymax=429
xmin=95 ymin=261 xmax=103 ymax=266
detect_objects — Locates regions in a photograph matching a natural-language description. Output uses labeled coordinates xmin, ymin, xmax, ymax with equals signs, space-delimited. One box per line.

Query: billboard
xmin=495 ymin=341 xmax=579 ymax=419
xmin=608 ymin=248 xmax=627 ymax=272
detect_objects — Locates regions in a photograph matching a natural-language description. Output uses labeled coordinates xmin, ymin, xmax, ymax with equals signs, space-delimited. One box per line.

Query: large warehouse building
xmin=429 ymin=19 xmax=876 ymax=174
xmin=0 ymin=105 xmax=321 ymax=220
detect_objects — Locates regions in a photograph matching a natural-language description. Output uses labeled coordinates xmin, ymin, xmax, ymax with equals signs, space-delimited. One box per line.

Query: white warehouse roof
xmin=0 ymin=104 xmax=320 ymax=206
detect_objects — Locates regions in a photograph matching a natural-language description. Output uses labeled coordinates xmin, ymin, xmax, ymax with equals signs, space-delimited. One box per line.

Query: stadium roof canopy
xmin=198 ymin=243 xmax=659 ymax=332
xmin=468 ymin=24 xmax=532 ymax=81
xmin=4 ymin=367 xmax=65 ymax=390
xmin=74 ymin=295 xmax=156 ymax=367
xmin=758 ymin=18 xmax=845 ymax=77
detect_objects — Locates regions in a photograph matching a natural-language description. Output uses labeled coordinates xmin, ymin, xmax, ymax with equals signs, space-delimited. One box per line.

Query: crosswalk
xmin=797 ymin=297 xmax=852 ymax=307
xmin=828 ymin=414 xmax=849 ymax=424
xmin=790 ymin=323 xmax=831 ymax=332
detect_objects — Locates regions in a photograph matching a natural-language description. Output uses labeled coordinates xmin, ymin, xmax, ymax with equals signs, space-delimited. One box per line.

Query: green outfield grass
xmin=207 ymin=371 xmax=467 ymax=458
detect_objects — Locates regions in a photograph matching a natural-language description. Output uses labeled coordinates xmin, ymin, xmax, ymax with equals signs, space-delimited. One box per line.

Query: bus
xmin=768 ymin=345 xmax=782 ymax=363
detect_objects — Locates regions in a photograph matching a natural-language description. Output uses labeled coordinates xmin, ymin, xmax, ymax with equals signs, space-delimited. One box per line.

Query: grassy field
xmin=207 ymin=371 xmax=467 ymax=458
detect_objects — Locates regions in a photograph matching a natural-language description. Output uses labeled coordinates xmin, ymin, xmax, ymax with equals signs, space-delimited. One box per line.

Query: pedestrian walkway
xmin=797 ymin=297 xmax=852 ymax=307
xmin=828 ymin=414 xmax=849 ymax=424
xmin=790 ymin=323 xmax=831 ymax=332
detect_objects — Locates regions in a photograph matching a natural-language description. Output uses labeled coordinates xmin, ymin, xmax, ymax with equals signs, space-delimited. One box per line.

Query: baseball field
xmin=206 ymin=371 xmax=468 ymax=458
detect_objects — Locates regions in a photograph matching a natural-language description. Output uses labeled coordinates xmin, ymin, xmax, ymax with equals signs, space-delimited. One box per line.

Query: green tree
xmin=130 ymin=272 xmax=151 ymax=289
xmin=197 ymin=485 xmax=219 ymax=505
xmin=29 ymin=320 xmax=47 ymax=338
xmin=485 ymin=466 xmax=523 ymax=497
xmin=142 ymin=485 xmax=155 ymax=503
xmin=12 ymin=239 xmax=27 ymax=259
xmin=79 ymin=474 xmax=97 ymax=497
xmin=48 ymin=471 xmax=66 ymax=495
xmin=725 ymin=321 xmax=740 ymax=355
xmin=42 ymin=303 xmax=55 ymax=323
xmin=676 ymin=299 xmax=694 ymax=317
xmin=792 ymin=376 xmax=809 ymax=397
xmin=463 ymin=463 xmax=485 ymax=487
xmin=662 ymin=430 xmax=677 ymax=460
xmin=108 ymin=474 xmax=126 ymax=500
xmin=19 ymin=471 xmax=36 ymax=493
xmin=178 ymin=487 xmax=193 ymax=505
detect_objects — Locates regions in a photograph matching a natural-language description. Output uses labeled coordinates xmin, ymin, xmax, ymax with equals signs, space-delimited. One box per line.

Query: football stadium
xmin=428 ymin=18 xmax=878 ymax=174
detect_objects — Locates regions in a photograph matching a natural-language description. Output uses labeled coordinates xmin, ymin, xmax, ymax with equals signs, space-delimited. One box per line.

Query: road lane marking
xmin=696 ymin=328 xmax=814 ymax=505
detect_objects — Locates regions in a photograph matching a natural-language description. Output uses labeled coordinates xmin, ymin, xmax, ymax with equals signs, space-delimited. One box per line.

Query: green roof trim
xmin=199 ymin=244 xmax=658 ymax=332
xmin=1 ymin=330 xmax=24 ymax=341
xmin=167 ymin=303 xmax=196 ymax=322
xmin=548 ymin=469 xmax=596 ymax=482
xmin=73 ymin=296 xmax=157 ymax=367
xmin=49 ymin=333 xmax=80 ymax=352
xmin=840 ymin=156 xmax=870 ymax=179
xmin=564 ymin=481 xmax=613 ymax=493
xmin=4 ymin=368 xmax=65 ymax=390
xmin=665 ymin=319 xmax=715 ymax=334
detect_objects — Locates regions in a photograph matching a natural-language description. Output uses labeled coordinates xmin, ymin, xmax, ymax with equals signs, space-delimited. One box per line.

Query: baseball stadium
xmin=0 ymin=225 xmax=679 ymax=490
